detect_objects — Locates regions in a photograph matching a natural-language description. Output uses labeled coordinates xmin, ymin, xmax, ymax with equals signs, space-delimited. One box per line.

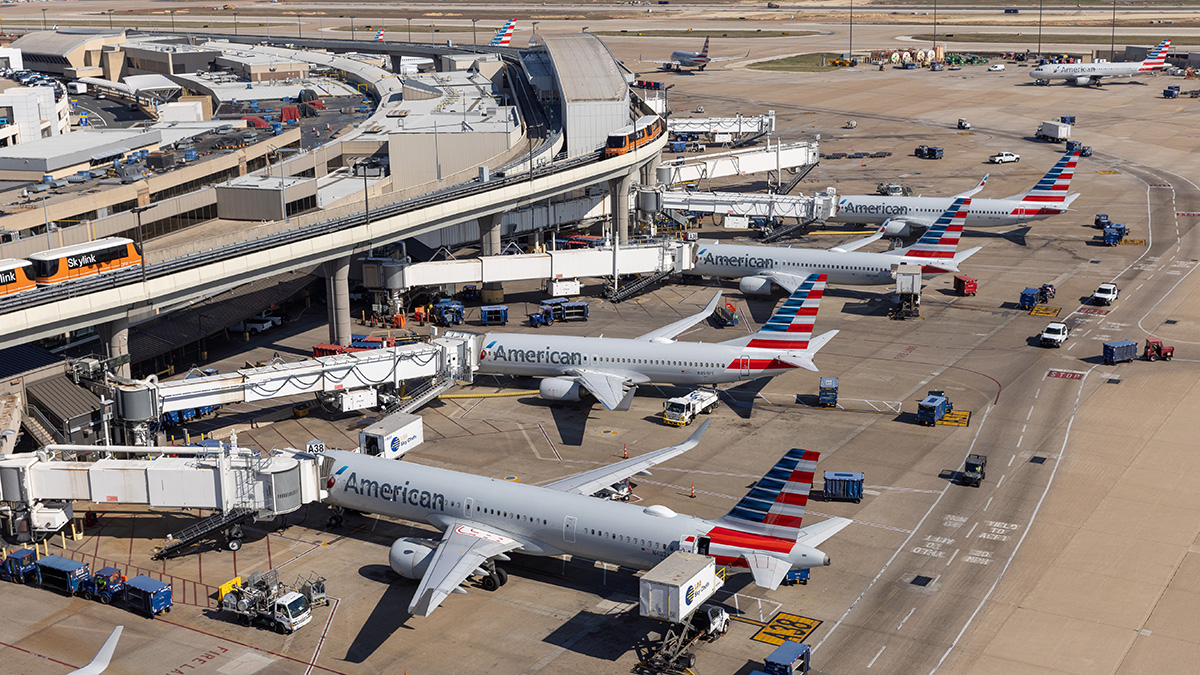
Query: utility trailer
xmin=34 ymin=555 xmax=90 ymax=595
xmin=638 ymin=552 xmax=729 ymax=674
xmin=125 ymin=575 xmax=173 ymax=617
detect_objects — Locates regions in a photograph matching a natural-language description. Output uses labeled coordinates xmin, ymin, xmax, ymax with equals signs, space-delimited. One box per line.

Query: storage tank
xmin=259 ymin=457 xmax=302 ymax=516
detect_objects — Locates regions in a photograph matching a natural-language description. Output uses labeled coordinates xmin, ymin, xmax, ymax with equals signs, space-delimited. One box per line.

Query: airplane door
xmin=464 ymin=497 xmax=474 ymax=518
xmin=563 ymin=515 xmax=577 ymax=543
xmin=738 ymin=356 xmax=750 ymax=377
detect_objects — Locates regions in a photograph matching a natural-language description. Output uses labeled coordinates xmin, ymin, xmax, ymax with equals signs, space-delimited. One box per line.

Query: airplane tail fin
xmin=895 ymin=196 xmax=969 ymax=259
xmin=721 ymin=273 xmax=826 ymax=350
xmin=718 ymin=448 xmax=819 ymax=540
xmin=1140 ymin=39 xmax=1170 ymax=70
xmin=373 ymin=30 xmax=384 ymax=42
xmin=489 ymin=18 xmax=517 ymax=46
xmin=699 ymin=36 xmax=711 ymax=59
xmin=1007 ymin=149 xmax=1080 ymax=208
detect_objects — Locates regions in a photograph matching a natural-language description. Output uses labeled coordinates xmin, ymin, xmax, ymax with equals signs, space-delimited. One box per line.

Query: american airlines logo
xmin=485 ymin=341 xmax=583 ymax=365
xmin=339 ymin=468 xmax=446 ymax=510
xmin=839 ymin=200 xmax=910 ymax=216
xmin=698 ymin=249 xmax=776 ymax=269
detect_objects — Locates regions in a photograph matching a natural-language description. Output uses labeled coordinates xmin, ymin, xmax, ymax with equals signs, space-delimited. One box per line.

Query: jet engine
xmin=880 ymin=219 xmax=913 ymax=237
xmin=389 ymin=537 xmax=436 ymax=580
xmin=1074 ymin=76 xmax=1096 ymax=86
xmin=738 ymin=275 xmax=774 ymax=296
xmin=540 ymin=377 xmax=584 ymax=402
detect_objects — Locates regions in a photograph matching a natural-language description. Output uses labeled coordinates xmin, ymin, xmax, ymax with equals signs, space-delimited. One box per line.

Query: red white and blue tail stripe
xmin=744 ymin=273 xmax=826 ymax=350
xmin=718 ymin=448 xmax=818 ymax=540
xmin=373 ymin=29 xmax=384 ymax=42
xmin=698 ymin=37 xmax=711 ymax=60
xmin=1140 ymin=39 xmax=1170 ymax=71
xmin=903 ymin=196 xmax=969 ymax=259
xmin=489 ymin=18 xmax=517 ymax=46
xmin=1017 ymin=149 xmax=1079 ymax=210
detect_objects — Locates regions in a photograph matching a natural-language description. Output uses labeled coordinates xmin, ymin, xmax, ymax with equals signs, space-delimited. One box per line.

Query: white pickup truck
xmin=1091 ymin=283 xmax=1119 ymax=306
xmin=1040 ymin=322 xmax=1070 ymax=348
xmin=989 ymin=151 xmax=1020 ymax=164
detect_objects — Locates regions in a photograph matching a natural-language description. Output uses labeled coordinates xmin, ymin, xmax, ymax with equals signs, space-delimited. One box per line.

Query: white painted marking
xmin=1021 ymin=424 xmax=1026 ymax=433
xmin=868 ymin=645 xmax=886 ymax=668
xmin=1034 ymin=388 xmax=1040 ymax=399
xmin=1068 ymin=343 xmax=1076 ymax=350
xmin=1026 ymin=405 xmax=1034 ymax=420
xmin=983 ymin=496 xmax=993 ymax=511
xmin=1016 ymin=436 xmax=1023 ymax=448
xmin=1136 ymin=283 xmax=1144 ymax=290
xmin=1082 ymin=329 xmax=1091 ymax=337
xmin=996 ymin=474 xmax=1006 ymax=488
xmin=965 ymin=522 xmax=978 ymax=538
xmin=898 ymin=607 xmax=916 ymax=630
xmin=945 ymin=549 xmax=959 ymax=567
xmin=1008 ymin=454 xmax=1015 ymax=467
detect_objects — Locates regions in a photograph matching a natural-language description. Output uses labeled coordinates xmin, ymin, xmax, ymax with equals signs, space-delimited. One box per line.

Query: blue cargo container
xmin=764 ymin=640 xmax=811 ymax=675
xmin=480 ymin=305 xmax=509 ymax=326
xmin=818 ymin=377 xmax=838 ymax=407
xmin=35 ymin=555 xmax=91 ymax=595
xmin=1018 ymin=287 xmax=1041 ymax=310
xmin=669 ymin=140 xmax=686 ymax=152
xmin=917 ymin=394 xmax=950 ymax=426
xmin=0 ymin=548 xmax=38 ymax=583
xmin=125 ymin=575 xmax=172 ymax=617
xmin=782 ymin=568 xmax=810 ymax=586
xmin=1103 ymin=340 xmax=1138 ymax=365
xmin=1103 ymin=227 xmax=1122 ymax=246
xmin=823 ymin=471 xmax=865 ymax=503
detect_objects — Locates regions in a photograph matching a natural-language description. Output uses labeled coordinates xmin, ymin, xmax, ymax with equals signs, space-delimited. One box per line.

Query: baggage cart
xmin=479 ymin=305 xmax=508 ymax=326
xmin=542 ymin=297 xmax=570 ymax=320
xmin=34 ymin=555 xmax=91 ymax=595
xmin=823 ymin=471 xmax=864 ymax=503
xmin=561 ymin=301 xmax=590 ymax=322
xmin=953 ymin=275 xmax=977 ymax=296
xmin=818 ymin=377 xmax=838 ymax=407
xmin=1103 ymin=340 xmax=1137 ymax=365
xmin=1018 ymin=287 xmax=1040 ymax=310
xmin=125 ymin=575 xmax=173 ymax=617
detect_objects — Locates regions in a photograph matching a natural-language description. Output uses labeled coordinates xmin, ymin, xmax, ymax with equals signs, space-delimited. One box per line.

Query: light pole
xmin=472 ymin=18 xmax=478 ymax=46
xmin=532 ymin=21 xmax=540 ymax=35
xmin=41 ymin=8 xmax=47 ymax=30
xmin=350 ymin=16 xmax=356 ymax=41
xmin=1037 ymin=0 xmax=1043 ymax=56
xmin=429 ymin=23 xmax=434 ymax=44
xmin=170 ymin=10 xmax=176 ymax=33
xmin=41 ymin=194 xmax=52 ymax=248
xmin=296 ymin=14 xmax=301 ymax=39
xmin=932 ymin=0 xmax=937 ymax=52
xmin=406 ymin=18 xmax=412 ymax=42
xmin=233 ymin=12 xmax=238 ymax=36
xmin=1110 ymin=0 xmax=1117 ymax=62
xmin=357 ymin=160 xmax=372 ymax=227
xmin=107 ymin=9 xmax=114 ymax=31
xmin=131 ymin=205 xmax=150 ymax=285
xmin=849 ymin=0 xmax=854 ymax=59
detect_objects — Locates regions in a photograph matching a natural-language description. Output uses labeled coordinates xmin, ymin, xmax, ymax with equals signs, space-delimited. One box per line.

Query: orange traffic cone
xmin=623 ymin=444 xmax=628 ymax=459
xmin=690 ymin=483 xmax=696 ymax=498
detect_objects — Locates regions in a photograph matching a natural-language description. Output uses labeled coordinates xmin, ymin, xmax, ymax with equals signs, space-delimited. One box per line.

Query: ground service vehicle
xmin=528 ymin=305 xmax=554 ymax=328
xmin=604 ymin=114 xmax=666 ymax=158
xmin=0 ymin=258 xmax=36 ymax=296
xmin=957 ymin=118 xmax=970 ymax=129
xmin=1019 ymin=287 xmax=1041 ymax=310
xmin=0 ymin=548 xmax=38 ymax=583
xmin=749 ymin=640 xmax=811 ymax=675
xmin=915 ymin=144 xmax=943 ymax=159
xmin=27 ymin=237 xmax=142 ymax=285
xmin=962 ymin=454 xmax=987 ymax=487
xmin=988 ymin=64 xmax=1006 ymax=71
xmin=662 ymin=389 xmax=719 ymax=426
xmin=81 ymin=566 xmax=126 ymax=604
xmin=640 ymin=553 xmax=728 ymax=673
xmin=1103 ymin=340 xmax=1138 ymax=365
xmin=823 ymin=471 xmax=864 ymax=503
xmin=1091 ymin=283 xmax=1119 ymax=306
xmin=34 ymin=555 xmax=91 ymax=595
xmin=954 ymin=275 xmax=977 ymax=296
xmin=1094 ymin=213 xmax=1110 ymax=229
xmin=818 ymin=377 xmax=839 ymax=407
xmin=125 ymin=575 xmax=173 ymax=617
xmin=917 ymin=392 xmax=951 ymax=426
xmin=876 ymin=182 xmax=913 ymax=196
xmin=1145 ymin=338 xmax=1174 ymax=361
xmin=989 ymin=151 xmax=1020 ymax=164
xmin=431 ymin=299 xmax=464 ymax=327
xmin=221 ymin=569 xmax=312 ymax=633
xmin=1036 ymin=120 xmax=1071 ymax=143
xmin=1065 ymin=140 xmax=1092 ymax=157
xmin=1040 ymin=322 xmax=1070 ymax=348
xmin=1165 ymin=85 xmax=1181 ymax=98
xmin=479 ymin=305 xmax=508 ymax=326
xmin=1103 ymin=227 xmax=1123 ymax=246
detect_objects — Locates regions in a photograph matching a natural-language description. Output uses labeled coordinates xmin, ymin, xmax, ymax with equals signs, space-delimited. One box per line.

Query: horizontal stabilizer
xmin=796 ymin=516 xmax=853 ymax=548
xmin=743 ymin=552 xmax=792 ymax=590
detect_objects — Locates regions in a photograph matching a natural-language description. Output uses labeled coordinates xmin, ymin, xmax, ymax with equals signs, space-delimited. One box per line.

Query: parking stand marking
xmin=751 ymin=613 xmax=823 ymax=646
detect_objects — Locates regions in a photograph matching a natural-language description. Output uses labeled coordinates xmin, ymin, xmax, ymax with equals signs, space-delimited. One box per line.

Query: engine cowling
xmin=738 ymin=275 xmax=774 ymax=296
xmin=1074 ymin=76 xmax=1095 ymax=86
xmin=389 ymin=537 xmax=436 ymax=580
xmin=880 ymin=219 xmax=913 ymax=237
xmin=540 ymin=377 xmax=584 ymax=401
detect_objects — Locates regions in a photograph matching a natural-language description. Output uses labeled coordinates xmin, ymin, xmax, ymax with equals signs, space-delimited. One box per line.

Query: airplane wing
xmin=828 ymin=226 xmax=886 ymax=253
xmin=952 ymin=174 xmax=989 ymax=199
xmin=752 ymin=270 xmax=808 ymax=294
xmin=68 ymin=626 xmax=122 ymax=675
xmin=706 ymin=51 xmax=751 ymax=63
xmin=563 ymin=368 xmax=636 ymax=410
xmin=543 ymin=419 xmax=712 ymax=495
xmin=636 ymin=291 xmax=723 ymax=343
xmin=645 ymin=59 xmax=683 ymax=66
xmin=794 ymin=516 xmax=853 ymax=548
xmin=409 ymin=523 xmax=522 ymax=617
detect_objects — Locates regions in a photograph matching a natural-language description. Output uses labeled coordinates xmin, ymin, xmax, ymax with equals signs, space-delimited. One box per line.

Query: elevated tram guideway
xmin=656 ymin=139 xmax=818 ymax=187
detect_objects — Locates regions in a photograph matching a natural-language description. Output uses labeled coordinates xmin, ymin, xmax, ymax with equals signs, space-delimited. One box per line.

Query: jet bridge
xmin=668 ymin=111 xmax=775 ymax=137
xmin=656 ymin=139 xmax=819 ymax=186
xmin=659 ymin=189 xmax=838 ymax=221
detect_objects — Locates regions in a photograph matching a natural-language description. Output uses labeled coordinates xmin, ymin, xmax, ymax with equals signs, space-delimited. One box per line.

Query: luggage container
xmin=480 ymin=305 xmax=508 ymax=326
xmin=917 ymin=393 xmax=950 ymax=426
xmin=823 ymin=471 xmax=864 ymax=503
xmin=125 ymin=575 xmax=173 ymax=617
xmin=1103 ymin=340 xmax=1137 ymax=365
xmin=1018 ymin=287 xmax=1041 ymax=310
xmin=758 ymin=640 xmax=811 ymax=675
xmin=953 ymin=275 xmax=977 ymax=296
xmin=561 ymin=301 xmax=589 ymax=322
xmin=34 ymin=555 xmax=91 ymax=595
xmin=541 ymin=297 xmax=570 ymax=320
xmin=818 ymin=377 xmax=838 ymax=407
xmin=781 ymin=568 xmax=810 ymax=586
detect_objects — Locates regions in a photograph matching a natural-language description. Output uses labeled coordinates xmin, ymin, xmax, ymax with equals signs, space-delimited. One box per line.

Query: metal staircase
xmin=21 ymin=410 xmax=59 ymax=449
xmin=759 ymin=216 xmax=821 ymax=244
xmin=779 ymin=162 xmax=817 ymax=195
xmin=606 ymin=268 xmax=673 ymax=303
xmin=152 ymin=506 xmax=254 ymax=560
xmin=387 ymin=376 xmax=455 ymax=415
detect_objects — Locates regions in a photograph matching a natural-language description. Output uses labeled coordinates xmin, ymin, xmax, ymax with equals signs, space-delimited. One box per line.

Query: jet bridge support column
xmin=98 ymin=314 xmax=131 ymax=379
xmin=479 ymin=213 xmax=504 ymax=303
xmin=324 ymin=255 xmax=352 ymax=346
xmin=609 ymin=172 xmax=633 ymax=246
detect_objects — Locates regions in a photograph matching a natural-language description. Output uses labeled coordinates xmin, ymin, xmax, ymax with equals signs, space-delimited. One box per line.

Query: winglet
xmin=68 ymin=626 xmax=123 ymax=675
xmin=954 ymin=173 xmax=989 ymax=199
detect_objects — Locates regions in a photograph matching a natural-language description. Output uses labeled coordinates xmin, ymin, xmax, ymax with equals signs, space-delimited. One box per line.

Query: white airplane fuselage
xmin=324 ymin=449 xmax=829 ymax=571
xmin=833 ymin=195 xmax=1062 ymax=227
xmin=1030 ymin=62 xmax=1154 ymax=83
xmin=694 ymin=243 xmax=906 ymax=286
xmin=478 ymin=333 xmax=793 ymax=385
xmin=669 ymin=50 xmax=708 ymax=68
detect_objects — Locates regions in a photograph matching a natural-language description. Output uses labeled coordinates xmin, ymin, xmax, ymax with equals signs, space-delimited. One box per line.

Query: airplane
xmin=648 ymin=36 xmax=749 ymax=71
xmin=373 ymin=29 xmax=384 ymax=42
xmin=68 ymin=626 xmax=122 ymax=675
xmin=488 ymin=18 xmax=517 ymax=47
xmin=1031 ymin=39 xmax=1169 ymax=86
xmin=473 ymin=274 xmax=837 ymax=410
xmin=693 ymin=196 xmax=980 ymax=295
xmin=323 ymin=420 xmax=853 ymax=616
xmin=832 ymin=149 xmax=1081 ymax=236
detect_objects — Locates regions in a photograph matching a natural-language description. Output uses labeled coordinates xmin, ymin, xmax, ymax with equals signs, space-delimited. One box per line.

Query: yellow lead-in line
xmin=437 ymin=391 xmax=538 ymax=399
